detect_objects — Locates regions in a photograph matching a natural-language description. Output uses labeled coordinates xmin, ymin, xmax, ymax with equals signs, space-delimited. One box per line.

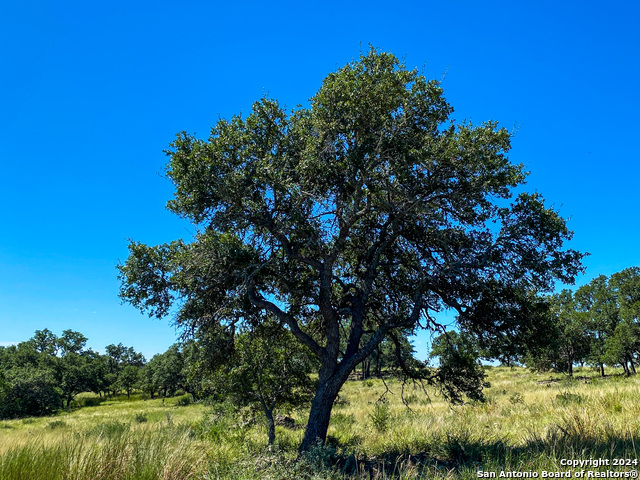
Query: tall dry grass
xmin=1 ymin=367 xmax=639 ymax=479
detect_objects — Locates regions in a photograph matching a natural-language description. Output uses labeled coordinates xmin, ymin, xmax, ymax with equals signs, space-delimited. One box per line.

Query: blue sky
xmin=1 ymin=1 xmax=638 ymax=360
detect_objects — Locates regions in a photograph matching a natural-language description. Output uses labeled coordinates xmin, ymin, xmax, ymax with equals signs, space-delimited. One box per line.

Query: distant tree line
xmin=0 ymin=323 xmax=418 ymax=445
xmin=0 ymin=329 xmax=197 ymax=419
xmin=427 ymin=267 xmax=640 ymax=379
xmin=0 ymin=326 xmax=318 ymax=437
xmin=523 ymin=267 xmax=640 ymax=376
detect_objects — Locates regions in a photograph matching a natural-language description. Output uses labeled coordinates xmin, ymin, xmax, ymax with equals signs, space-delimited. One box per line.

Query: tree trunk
xmin=599 ymin=363 xmax=605 ymax=377
xmin=627 ymin=355 xmax=636 ymax=374
xmin=299 ymin=378 xmax=343 ymax=452
xmin=265 ymin=408 xmax=276 ymax=446
xmin=375 ymin=353 xmax=382 ymax=377
xmin=299 ymin=317 xmax=389 ymax=453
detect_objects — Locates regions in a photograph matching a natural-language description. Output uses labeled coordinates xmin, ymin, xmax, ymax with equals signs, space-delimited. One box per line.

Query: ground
xmin=1 ymin=367 xmax=639 ymax=479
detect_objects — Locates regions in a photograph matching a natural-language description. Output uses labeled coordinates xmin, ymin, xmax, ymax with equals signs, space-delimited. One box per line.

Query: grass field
xmin=1 ymin=367 xmax=639 ymax=479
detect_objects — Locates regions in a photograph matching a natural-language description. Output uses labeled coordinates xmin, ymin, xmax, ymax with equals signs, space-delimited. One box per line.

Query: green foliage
xmin=3 ymin=367 xmax=640 ymax=479
xmin=526 ymin=267 xmax=640 ymax=377
xmin=429 ymin=331 xmax=489 ymax=403
xmin=0 ymin=367 xmax=62 ymax=419
xmin=196 ymin=321 xmax=317 ymax=445
xmin=79 ymin=396 xmax=103 ymax=407
xmin=554 ymin=392 xmax=583 ymax=406
xmin=0 ymin=328 xmax=153 ymax=419
xmin=117 ymin=365 xmax=141 ymax=398
xmin=369 ymin=400 xmax=392 ymax=433
xmin=133 ymin=412 xmax=148 ymax=423
xmin=525 ymin=290 xmax=591 ymax=375
xmin=174 ymin=394 xmax=192 ymax=406
xmin=47 ymin=420 xmax=67 ymax=430
xmin=141 ymin=344 xmax=186 ymax=399
xmin=191 ymin=407 xmax=239 ymax=443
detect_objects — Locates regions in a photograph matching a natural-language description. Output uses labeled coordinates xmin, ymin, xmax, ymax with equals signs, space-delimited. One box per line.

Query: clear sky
xmin=1 ymin=0 xmax=638 ymax=361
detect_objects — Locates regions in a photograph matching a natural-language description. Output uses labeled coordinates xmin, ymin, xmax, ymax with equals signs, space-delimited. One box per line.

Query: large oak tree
xmin=119 ymin=49 xmax=584 ymax=451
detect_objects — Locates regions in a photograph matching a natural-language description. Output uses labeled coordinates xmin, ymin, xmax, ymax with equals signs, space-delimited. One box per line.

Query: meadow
xmin=1 ymin=367 xmax=639 ymax=479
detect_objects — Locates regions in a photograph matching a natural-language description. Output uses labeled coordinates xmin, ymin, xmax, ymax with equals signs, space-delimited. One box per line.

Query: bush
xmin=0 ymin=370 xmax=62 ymax=419
xmin=80 ymin=397 xmax=103 ymax=407
xmin=133 ymin=412 xmax=148 ymax=423
xmin=175 ymin=394 xmax=192 ymax=406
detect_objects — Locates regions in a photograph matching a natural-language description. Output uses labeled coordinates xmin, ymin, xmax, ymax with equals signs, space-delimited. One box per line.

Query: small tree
xmin=153 ymin=345 xmax=185 ymax=398
xmin=118 ymin=365 xmax=141 ymax=398
xmin=202 ymin=321 xmax=316 ymax=446
xmin=140 ymin=360 xmax=160 ymax=399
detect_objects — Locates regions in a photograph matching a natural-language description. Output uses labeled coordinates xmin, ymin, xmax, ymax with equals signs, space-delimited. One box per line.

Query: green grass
xmin=1 ymin=368 xmax=640 ymax=479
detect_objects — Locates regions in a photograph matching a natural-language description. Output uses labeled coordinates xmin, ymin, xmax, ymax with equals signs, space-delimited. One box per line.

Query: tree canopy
xmin=118 ymin=48 xmax=584 ymax=451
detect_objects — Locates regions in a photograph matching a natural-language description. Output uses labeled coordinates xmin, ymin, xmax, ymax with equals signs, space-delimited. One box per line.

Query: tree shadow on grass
xmin=318 ymin=425 xmax=640 ymax=479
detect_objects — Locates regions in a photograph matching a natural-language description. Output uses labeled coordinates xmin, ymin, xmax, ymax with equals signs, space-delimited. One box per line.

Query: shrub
xmin=48 ymin=420 xmax=67 ymax=429
xmin=555 ymin=392 xmax=583 ymax=406
xmin=369 ymin=400 xmax=391 ymax=433
xmin=133 ymin=412 xmax=148 ymax=423
xmin=175 ymin=394 xmax=192 ymax=406
xmin=192 ymin=412 xmax=234 ymax=442
xmin=80 ymin=397 xmax=103 ymax=407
